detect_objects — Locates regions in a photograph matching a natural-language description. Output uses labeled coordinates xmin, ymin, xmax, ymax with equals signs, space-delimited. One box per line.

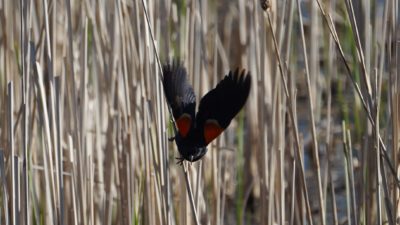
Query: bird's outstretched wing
xmin=162 ymin=61 xmax=196 ymax=138
xmin=196 ymin=69 xmax=251 ymax=144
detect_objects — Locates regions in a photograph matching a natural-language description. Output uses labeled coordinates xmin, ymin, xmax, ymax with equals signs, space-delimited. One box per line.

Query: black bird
xmin=162 ymin=60 xmax=251 ymax=163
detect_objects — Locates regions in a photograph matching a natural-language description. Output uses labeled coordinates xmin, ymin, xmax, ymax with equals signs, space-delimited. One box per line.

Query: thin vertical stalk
xmin=13 ymin=156 xmax=20 ymax=225
xmin=55 ymin=76 xmax=64 ymax=225
xmin=312 ymin=0 xmax=399 ymax=184
xmin=342 ymin=122 xmax=351 ymax=225
xmin=33 ymin=61 xmax=55 ymax=225
xmin=343 ymin=0 xmax=373 ymax=105
xmin=0 ymin=150 xmax=9 ymax=225
xmin=289 ymin=159 xmax=296 ymax=225
xmin=295 ymin=0 xmax=326 ymax=224
xmin=64 ymin=0 xmax=81 ymax=153
xmin=8 ymin=83 xmax=16 ymax=225
xmin=140 ymin=1 xmax=200 ymax=225
xmin=19 ymin=1 xmax=29 ymax=223
xmin=329 ymin=169 xmax=338 ymax=225
xmin=183 ymin=164 xmax=200 ymax=225
xmin=346 ymin=130 xmax=357 ymax=225
xmin=265 ymin=10 xmax=313 ymax=225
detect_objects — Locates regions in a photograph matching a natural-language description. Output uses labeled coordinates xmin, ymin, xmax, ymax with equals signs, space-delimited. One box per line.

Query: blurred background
xmin=0 ymin=0 xmax=399 ymax=224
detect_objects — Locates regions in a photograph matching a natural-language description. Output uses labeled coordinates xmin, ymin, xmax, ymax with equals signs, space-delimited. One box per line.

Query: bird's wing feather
xmin=162 ymin=61 xmax=196 ymax=137
xmin=196 ymin=69 xmax=251 ymax=144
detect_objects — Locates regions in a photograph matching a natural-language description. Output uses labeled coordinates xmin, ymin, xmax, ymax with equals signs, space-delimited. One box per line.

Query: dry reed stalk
xmin=0 ymin=1 xmax=399 ymax=225
xmin=295 ymin=0 xmax=326 ymax=223
xmin=13 ymin=156 xmax=20 ymax=225
xmin=19 ymin=0 xmax=31 ymax=224
xmin=34 ymin=61 xmax=56 ymax=225
xmin=264 ymin=8 xmax=314 ymax=225
xmin=314 ymin=0 xmax=399 ymax=185
xmin=8 ymin=82 xmax=16 ymax=225
xmin=140 ymin=0 xmax=201 ymax=224
xmin=55 ymin=75 xmax=65 ymax=225
xmin=325 ymin=1 xmax=338 ymax=223
xmin=0 ymin=149 xmax=9 ymax=225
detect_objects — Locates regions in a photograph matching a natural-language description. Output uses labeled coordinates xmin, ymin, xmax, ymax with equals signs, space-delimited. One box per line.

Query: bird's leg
xmin=168 ymin=136 xmax=175 ymax=142
xmin=175 ymin=156 xmax=184 ymax=165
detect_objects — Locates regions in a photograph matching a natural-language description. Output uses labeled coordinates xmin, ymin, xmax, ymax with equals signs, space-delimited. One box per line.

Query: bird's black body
xmin=173 ymin=128 xmax=208 ymax=162
xmin=162 ymin=60 xmax=251 ymax=163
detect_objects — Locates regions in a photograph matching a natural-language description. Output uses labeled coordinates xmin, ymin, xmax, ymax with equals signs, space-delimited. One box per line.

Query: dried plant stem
xmin=343 ymin=0 xmax=372 ymax=102
xmin=19 ymin=0 xmax=30 ymax=223
xmin=295 ymin=0 xmax=326 ymax=224
xmin=344 ymin=128 xmax=357 ymax=225
xmin=0 ymin=150 xmax=9 ymax=225
xmin=265 ymin=10 xmax=313 ymax=225
xmin=1 ymin=1 xmax=398 ymax=225
xmin=8 ymin=82 xmax=16 ymax=225
xmin=56 ymin=76 xmax=65 ymax=225
xmin=312 ymin=0 xmax=399 ymax=185
xmin=329 ymin=169 xmax=338 ymax=225
xmin=33 ymin=61 xmax=56 ymax=225
xmin=140 ymin=1 xmax=200 ymax=224
xmin=183 ymin=164 xmax=201 ymax=225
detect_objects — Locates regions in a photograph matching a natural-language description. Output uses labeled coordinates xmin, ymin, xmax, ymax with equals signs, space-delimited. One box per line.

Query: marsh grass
xmin=0 ymin=0 xmax=399 ymax=225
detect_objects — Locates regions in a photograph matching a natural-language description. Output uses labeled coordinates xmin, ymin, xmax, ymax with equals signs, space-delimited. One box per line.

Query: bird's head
xmin=174 ymin=135 xmax=208 ymax=163
xmin=180 ymin=146 xmax=207 ymax=162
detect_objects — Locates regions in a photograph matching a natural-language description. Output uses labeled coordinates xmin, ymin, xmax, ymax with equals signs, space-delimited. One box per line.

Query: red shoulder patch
xmin=176 ymin=114 xmax=192 ymax=137
xmin=204 ymin=120 xmax=224 ymax=144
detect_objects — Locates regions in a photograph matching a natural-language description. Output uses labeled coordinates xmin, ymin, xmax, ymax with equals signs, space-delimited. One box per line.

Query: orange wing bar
xmin=204 ymin=120 xmax=224 ymax=144
xmin=176 ymin=114 xmax=192 ymax=137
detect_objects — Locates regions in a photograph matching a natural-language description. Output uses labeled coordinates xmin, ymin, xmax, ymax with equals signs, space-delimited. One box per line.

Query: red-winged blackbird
xmin=163 ymin=60 xmax=251 ymax=164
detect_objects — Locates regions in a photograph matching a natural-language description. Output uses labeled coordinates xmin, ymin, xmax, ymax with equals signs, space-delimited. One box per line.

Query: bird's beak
xmin=190 ymin=155 xmax=194 ymax=162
